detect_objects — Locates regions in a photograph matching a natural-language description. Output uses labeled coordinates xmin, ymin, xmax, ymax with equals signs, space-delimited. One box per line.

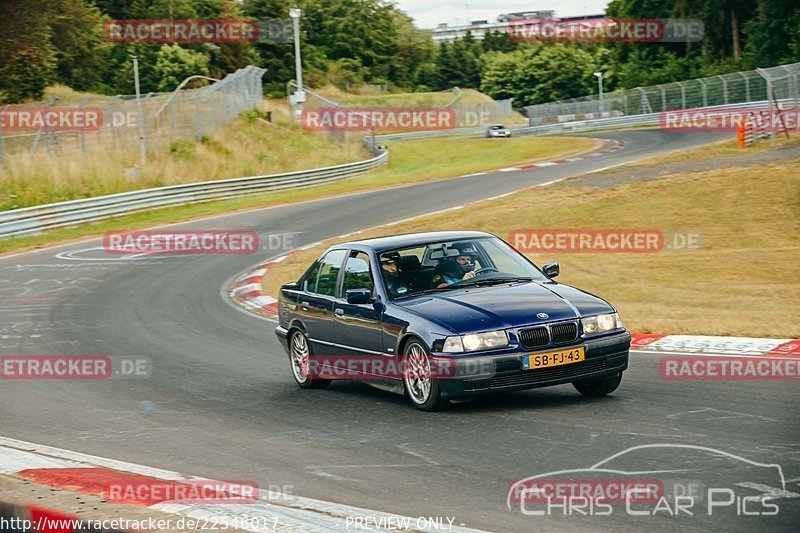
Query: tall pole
xmin=133 ymin=56 xmax=147 ymax=167
xmin=594 ymin=71 xmax=604 ymax=113
xmin=289 ymin=8 xmax=305 ymax=118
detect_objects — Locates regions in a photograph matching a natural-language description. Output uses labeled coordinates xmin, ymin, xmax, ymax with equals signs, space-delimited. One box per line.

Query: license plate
xmin=523 ymin=346 xmax=585 ymax=370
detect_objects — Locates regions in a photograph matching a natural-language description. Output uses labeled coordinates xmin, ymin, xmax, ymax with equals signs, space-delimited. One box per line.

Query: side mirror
xmin=346 ymin=288 xmax=373 ymax=305
xmin=281 ymin=281 xmax=300 ymax=290
xmin=542 ymin=263 xmax=560 ymax=279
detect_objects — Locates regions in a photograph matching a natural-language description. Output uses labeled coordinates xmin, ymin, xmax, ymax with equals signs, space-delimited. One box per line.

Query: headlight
xmin=442 ymin=330 xmax=509 ymax=353
xmin=581 ymin=313 xmax=621 ymax=335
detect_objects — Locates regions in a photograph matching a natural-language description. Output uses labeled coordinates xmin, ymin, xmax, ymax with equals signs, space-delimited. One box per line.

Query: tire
xmin=573 ymin=372 xmax=622 ymax=397
xmin=289 ymin=329 xmax=330 ymax=389
xmin=402 ymin=339 xmax=449 ymax=411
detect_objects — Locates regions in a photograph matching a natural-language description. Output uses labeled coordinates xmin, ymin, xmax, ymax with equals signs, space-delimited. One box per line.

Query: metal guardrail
xmin=0 ymin=149 xmax=388 ymax=239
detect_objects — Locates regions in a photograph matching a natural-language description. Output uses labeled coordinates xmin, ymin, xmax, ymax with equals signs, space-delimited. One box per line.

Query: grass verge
xmin=0 ymin=135 xmax=596 ymax=256
xmin=262 ymin=151 xmax=800 ymax=338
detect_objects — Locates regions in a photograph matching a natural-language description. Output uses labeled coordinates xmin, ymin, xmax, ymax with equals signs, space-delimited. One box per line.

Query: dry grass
xmin=305 ymin=87 xmax=528 ymax=124
xmin=628 ymin=136 xmax=799 ymax=167
xmin=264 ymin=157 xmax=800 ymax=338
xmin=0 ymin=112 xmax=367 ymax=211
xmin=2 ymin=87 xmax=530 ymax=211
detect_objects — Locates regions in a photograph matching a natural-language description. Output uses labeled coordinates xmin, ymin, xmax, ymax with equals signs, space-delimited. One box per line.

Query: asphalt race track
xmin=1 ymin=130 xmax=797 ymax=532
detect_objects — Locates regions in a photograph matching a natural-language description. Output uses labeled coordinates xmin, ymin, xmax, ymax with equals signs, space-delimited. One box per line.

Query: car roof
xmin=340 ymin=231 xmax=495 ymax=252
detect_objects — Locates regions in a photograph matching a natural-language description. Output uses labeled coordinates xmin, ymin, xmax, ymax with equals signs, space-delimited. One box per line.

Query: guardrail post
xmin=738 ymin=72 xmax=751 ymax=103
xmin=79 ymin=97 xmax=89 ymax=154
xmin=108 ymin=96 xmax=119 ymax=150
xmin=699 ymin=79 xmax=708 ymax=107
xmin=193 ymin=91 xmax=203 ymax=140
xmin=143 ymin=92 xmax=153 ymax=153
xmin=0 ymin=105 xmax=6 ymax=165
xmin=718 ymin=75 xmax=729 ymax=105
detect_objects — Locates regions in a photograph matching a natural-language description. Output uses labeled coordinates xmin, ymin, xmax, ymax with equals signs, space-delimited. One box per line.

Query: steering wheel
xmin=470 ymin=267 xmax=499 ymax=278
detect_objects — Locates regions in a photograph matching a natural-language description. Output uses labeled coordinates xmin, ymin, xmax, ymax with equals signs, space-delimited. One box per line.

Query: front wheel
xmin=573 ymin=372 xmax=622 ymax=397
xmin=289 ymin=330 xmax=330 ymax=389
xmin=402 ymin=340 xmax=448 ymax=411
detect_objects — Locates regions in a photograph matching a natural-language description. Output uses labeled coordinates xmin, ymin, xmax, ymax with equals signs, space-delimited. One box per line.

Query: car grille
xmin=488 ymin=357 xmax=607 ymax=389
xmin=518 ymin=321 xmax=579 ymax=348
xmin=551 ymin=322 xmax=579 ymax=344
xmin=518 ymin=326 xmax=549 ymax=349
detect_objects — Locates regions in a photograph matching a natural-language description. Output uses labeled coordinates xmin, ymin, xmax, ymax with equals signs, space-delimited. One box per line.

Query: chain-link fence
xmin=0 ymin=65 xmax=265 ymax=165
xmin=287 ymin=82 xmax=517 ymax=151
xmin=524 ymin=62 xmax=800 ymax=127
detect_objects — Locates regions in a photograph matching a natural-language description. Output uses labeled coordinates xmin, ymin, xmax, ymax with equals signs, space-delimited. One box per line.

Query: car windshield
xmin=490 ymin=125 xmax=505 ymax=130
xmin=378 ymin=236 xmax=547 ymax=300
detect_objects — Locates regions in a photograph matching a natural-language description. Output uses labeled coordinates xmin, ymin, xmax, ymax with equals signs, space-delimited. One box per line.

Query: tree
xmin=154 ymin=44 xmax=210 ymax=91
xmin=49 ymin=0 xmax=111 ymax=92
xmin=0 ymin=0 xmax=56 ymax=102
xmin=482 ymin=30 xmax=518 ymax=53
xmin=480 ymin=45 xmax=598 ymax=107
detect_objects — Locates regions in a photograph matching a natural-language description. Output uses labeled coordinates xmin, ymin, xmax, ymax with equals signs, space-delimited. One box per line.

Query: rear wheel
xmin=289 ymin=330 xmax=330 ymax=389
xmin=402 ymin=340 xmax=448 ymax=411
xmin=573 ymin=372 xmax=622 ymax=397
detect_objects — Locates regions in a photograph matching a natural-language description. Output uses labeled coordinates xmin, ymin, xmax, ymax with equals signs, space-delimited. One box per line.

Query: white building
xmin=430 ymin=11 xmax=606 ymax=43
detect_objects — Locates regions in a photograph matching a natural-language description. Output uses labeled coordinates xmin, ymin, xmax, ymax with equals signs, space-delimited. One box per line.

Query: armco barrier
xmin=0 ymin=148 xmax=388 ymax=239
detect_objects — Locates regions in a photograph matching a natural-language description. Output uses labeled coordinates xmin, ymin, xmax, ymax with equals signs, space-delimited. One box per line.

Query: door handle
xmin=334 ymin=308 xmax=345 ymax=316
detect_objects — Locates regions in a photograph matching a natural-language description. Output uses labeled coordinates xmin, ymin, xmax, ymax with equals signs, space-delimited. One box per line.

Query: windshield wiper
xmin=456 ymin=276 xmax=533 ymax=288
xmin=395 ymin=287 xmax=455 ymax=298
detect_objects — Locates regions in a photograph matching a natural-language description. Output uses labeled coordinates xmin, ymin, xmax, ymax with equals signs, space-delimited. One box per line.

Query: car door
xmin=298 ymin=249 xmax=346 ymax=354
xmin=333 ymin=250 xmax=385 ymax=363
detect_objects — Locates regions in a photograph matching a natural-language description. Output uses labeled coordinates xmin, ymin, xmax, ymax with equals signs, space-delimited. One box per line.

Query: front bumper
xmin=432 ymin=331 xmax=630 ymax=398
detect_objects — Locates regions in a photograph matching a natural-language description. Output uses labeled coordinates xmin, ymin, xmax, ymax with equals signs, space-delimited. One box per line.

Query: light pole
xmin=289 ymin=8 xmax=306 ymax=118
xmin=594 ymin=71 xmax=604 ymax=114
xmin=133 ymin=56 xmax=147 ymax=167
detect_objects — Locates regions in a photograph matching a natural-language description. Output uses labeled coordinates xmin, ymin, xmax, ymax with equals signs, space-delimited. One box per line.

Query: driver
xmin=432 ymin=243 xmax=478 ymax=288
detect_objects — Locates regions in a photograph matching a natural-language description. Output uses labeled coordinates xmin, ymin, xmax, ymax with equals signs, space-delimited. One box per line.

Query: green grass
xmin=0 ymin=135 xmax=596 ymax=255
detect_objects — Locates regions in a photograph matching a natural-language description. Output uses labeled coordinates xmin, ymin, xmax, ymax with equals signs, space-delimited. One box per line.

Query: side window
xmin=342 ymin=252 xmax=375 ymax=294
xmin=315 ymin=250 xmax=347 ymax=296
xmin=302 ymin=261 xmax=322 ymax=293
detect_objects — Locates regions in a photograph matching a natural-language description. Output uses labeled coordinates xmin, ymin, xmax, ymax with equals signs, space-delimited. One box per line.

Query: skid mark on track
xmin=667 ymin=407 xmax=777 ymax=423
xmin=397 ymin=444 xmax=440 ymax=466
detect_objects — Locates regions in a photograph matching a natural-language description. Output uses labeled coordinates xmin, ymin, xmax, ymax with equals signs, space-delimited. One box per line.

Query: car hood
xmin=394 ymin=281 xmax=614 ymax=334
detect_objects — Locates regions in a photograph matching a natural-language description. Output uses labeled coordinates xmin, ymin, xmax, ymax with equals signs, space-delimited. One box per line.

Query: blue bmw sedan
xmin=275 ymin=231 xmax=631 ymax=410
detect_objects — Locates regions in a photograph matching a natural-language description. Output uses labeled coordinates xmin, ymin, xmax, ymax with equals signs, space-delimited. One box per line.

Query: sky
xmin=393 ymin=0 xmax=611 ymax=29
